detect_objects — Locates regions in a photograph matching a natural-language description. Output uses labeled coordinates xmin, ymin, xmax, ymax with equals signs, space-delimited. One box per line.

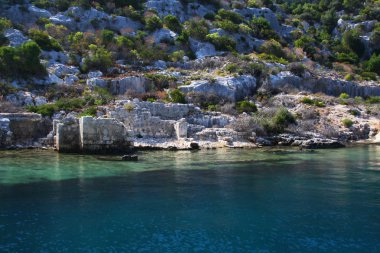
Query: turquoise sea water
xmin=0 ymin=146 xmax=380 ymax=252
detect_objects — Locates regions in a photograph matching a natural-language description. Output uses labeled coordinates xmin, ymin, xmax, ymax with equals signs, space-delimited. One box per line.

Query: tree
xmin=163 ymin=15 xmax=182 ymax=33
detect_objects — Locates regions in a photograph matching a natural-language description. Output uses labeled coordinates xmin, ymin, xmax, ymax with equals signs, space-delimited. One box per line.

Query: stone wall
xmin=0 ymin=113 xmax=52 ymax=146
xmin=80 ymin=117 xmax=131 ymax=152
xmin=55 ymin=116 xmax=132 ymax=153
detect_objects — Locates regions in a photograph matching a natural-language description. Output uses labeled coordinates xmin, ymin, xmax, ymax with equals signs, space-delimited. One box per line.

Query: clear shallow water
xmin=0 ymin=146 xmax=380 ymax=252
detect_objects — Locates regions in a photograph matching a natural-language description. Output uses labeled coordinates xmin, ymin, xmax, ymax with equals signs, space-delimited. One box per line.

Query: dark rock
xmin=190 ymin=142 xmax=200 ymax=150
xmin=121 ymin=155 xmax=138 ymax=161
xmin=167 ymin=146 xmax=178 ymax=151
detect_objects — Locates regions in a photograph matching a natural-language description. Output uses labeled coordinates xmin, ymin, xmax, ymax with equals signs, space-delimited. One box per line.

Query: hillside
xmin=0 ymin=0 xmax=380 ymax=149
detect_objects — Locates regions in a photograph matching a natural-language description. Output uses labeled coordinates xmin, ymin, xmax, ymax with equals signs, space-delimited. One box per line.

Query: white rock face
xmin=87 ymin=76 xmax=152 ymax=95
xmin=41 ymin=51 xmax=69 ymax=65
xmin=49 ymin=7 xmax=141 ymax=33
xmin=186 ymin=3 xmax=214 ymax=18
xmin=5 ymin=91 xmax=47 ymax=107
xmin=48 ymin=73 xmax=64 ymax=85
xmin=152 ymin=28 xmax=177 ymax=44
xmin=3 ymin=29 xmax=29 ymax=47
xmin=180 ymin=75 xmax=257 ymax=102
xmin=189 ymin=38 xmax=217 ymax=59
xmin=146 ymin=0 xmax=185 ymax=21
xmin=88 ymin=71 xmax=103 ymax=78
xmin=64 ymin=75 xmax=79 ymax=85
xmin=4 ymin=4 xmax=51 ymax=26
xmin=48 ymin=64 xmax=80 ymax=78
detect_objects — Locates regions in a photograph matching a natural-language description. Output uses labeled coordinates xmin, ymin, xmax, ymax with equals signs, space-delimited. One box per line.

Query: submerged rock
xmin=122 ymin=154 xmax=138 ymax=161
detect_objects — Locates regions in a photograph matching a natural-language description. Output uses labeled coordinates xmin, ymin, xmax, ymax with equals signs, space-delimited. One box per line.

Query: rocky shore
xmin=1 ymin=96 xmax=379 ymax=153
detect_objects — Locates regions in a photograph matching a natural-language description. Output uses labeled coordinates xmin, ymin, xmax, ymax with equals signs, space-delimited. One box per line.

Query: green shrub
xmin=169 ymin=89 xmax=186 ymax=104
xmin=214 ymin=20 xmax=239 ymax=32
xmin=0 ymin=18 xmax=12 ymax=32
xmin=360 ymin=72 xmax=377 ymax=81
xmin=28 ymin=29 xmax=63 ymax=51
xmin=145 ymin=15 xmax=162 ymax=32
xmin=342 ymin=118 xmax=353 ymax=128
xmin=342 ymin=29 xmax=365 ymax=58
xmin=262 ymin=107 xmax=296 ymax=134
xmin=169 ymin=50 xmax=185 ymax=62
xmin=217 ymin=9 xmax=244 ymax=24
xmin=344 ymin=74 xmax=354 ymax=81
xmin=336 ymin=52 xmax=359 ymax=64
xmin=79 ymin=106 xmax=97 ymax=117
xmin=288 ymin=63 xmax=306 ymax=77
xmin=83 ymin=45 xmax=113 ymax=72
xmin=259 ymin=39 xmax=286 ymax=59
xmin=257 ymin=53 xmax=288 ymax=64
xmin=339 ymin=93 xmax=350 ymax=99
xmin=236 ymin=101 xmax=257 ymax=113
xmin=163 ymin=15 xmax=182 ymax=33
xmin=55 ymin=98 xmax=86 ymax=111
xmin=206 ymin=33 xmax=236 ymax=51
xmin=364 ymin=54 xmax=380 ymax=75
xmin=300 ymin=97 xmax=325 ymax=107
xmin=251 ymin=17 xmax=278 ymax=39
xmin=184 ymin=19 xmax=209 ymax=41
xmin=366 ymin=96 xmax=380 ymax=104
xmin=0 ymin=41 xmax=47 ymax=78
xmin=145 ymin=74 xmax=177 ymax=90
xmin=348 ymin=109 xmax=360 ymax=116
xmin=27 ymin=104 xmax=57 ymax=117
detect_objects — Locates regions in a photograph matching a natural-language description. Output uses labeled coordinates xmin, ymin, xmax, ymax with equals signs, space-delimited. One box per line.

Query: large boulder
xmin=189 ymin=38 xmax=217 ymax=59
xmin=87 ymin=76 xmax=152 ymax=95
xmin=48 ymin=64 xmax=80 ymax=78
xmin=3 ymin=29 xmax=29 ymax=47
xmin=152 ymin=28 xmax=177 ymax=44
xmin=180 ymin=75 xmax=257 ymax=102
xmin=4 ymin=4 xmax=51 ymax=26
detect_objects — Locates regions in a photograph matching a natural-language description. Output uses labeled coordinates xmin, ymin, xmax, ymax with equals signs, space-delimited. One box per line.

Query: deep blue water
xmin=0 ymin=146 xmax=380 ymax=252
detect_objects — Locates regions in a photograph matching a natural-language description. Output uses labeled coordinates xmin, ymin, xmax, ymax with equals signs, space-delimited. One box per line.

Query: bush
xmin=0 ymin=41 xmax=47 ymax=78
xmin=184 ymin=19 xmax=209 ymax=41
xmin=339 ymin=93 xmax=350 ymax=99
xmin=364 ymin=54 xmax=380 ymax=75
xmin=55 ymin=98 xmax=86 ymax=111
xmin=236 ymin=101 xmax=257 ymax=114
xmin=366 ymin=96 xmax=380 ymax=104
xmin=300 ymin=97 xmax=325 ymax=107
xmin=79 ymin=106 xmax=97 ymax=117
xmin=163 ymin=15 xmax=182 ymax=33
xmin=169 ymin=89 xmax=186 ymax=104
xmin=259 ymin=39 xmax=286 ymax=59
xmin=0 ymin=18 xmax=12 ymax=32
xmin=251 ymin=17 xmax=278 ymax=39
xmin=27 ymin=104 xmax=57 ymax=117
xmin=217 ymin=9 xmax=244 ymax=24
xmin=342 ymin=118 xmax=353 ymax=128
xmin=145 ymin=74 xmax=177 ymax=90
xmin=83 ymin=45 xmax=113 ymax=72
xmin=342 ymin=29 xmax=365 ymax=58
xmin=288 ymin=63 xmax=306 ymax=77
xmin=360 ymin=72 xmax=377 ymax=81
xmin=206 ymin=33 xmax=236 ymax=51
xmin=28 ymin=29 xmax=62 ymax=51
xmin=214 ymin=20 xmax=239 ymax=32
xmin=145 ymin=15 xmax=163 ymax=32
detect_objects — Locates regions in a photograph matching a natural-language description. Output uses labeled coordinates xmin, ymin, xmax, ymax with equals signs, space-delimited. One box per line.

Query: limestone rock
xmin=180 ymin=75 xmax=257 ymax=102
xmin=189 ymin=38 xmax=217 ymax=59
xmin=3 ymin=29 xmax=29 ymax=47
